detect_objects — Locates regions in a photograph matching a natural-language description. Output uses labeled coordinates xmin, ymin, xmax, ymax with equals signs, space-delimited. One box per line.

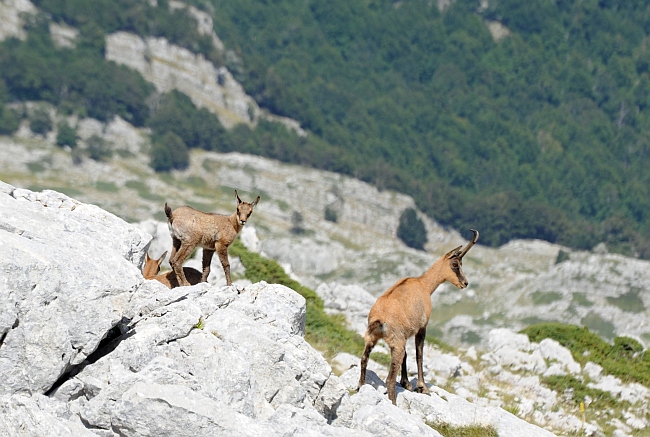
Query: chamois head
xmin=235 ymin=190 xmax=260 ymax=226
xmin=143 ymin=251 xmax=167 ymax=279
xmin=442 ymin=229 xmax=479 ymax=289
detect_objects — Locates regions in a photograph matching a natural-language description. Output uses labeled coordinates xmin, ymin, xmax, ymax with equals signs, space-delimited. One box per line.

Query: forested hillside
xmin=197 ymin=0 xmax=650 ymax=256
xmin=1 ymin=0 xmax=649 ymax=258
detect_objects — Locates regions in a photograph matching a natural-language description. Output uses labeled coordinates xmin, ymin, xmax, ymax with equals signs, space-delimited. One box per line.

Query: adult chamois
xmin=358 ymin=229 xmax=479 ymax=404
xmin=165 ymin=190 xmax=260 ymax=287
xmin=142 ymin=251 xmax=202 ymax=288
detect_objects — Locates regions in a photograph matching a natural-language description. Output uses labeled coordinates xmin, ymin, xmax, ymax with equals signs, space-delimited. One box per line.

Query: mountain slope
xmin=1 ymin=0 xmax=649 ymax=256
xmin=196 ymin=0 xmax=650 ymax=255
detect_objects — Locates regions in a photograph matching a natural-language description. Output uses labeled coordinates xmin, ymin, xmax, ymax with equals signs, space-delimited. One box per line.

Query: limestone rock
xmin=0 ymin=184 xmax=150 ymax=396
xmin=1 ymin=182 xmax=565 ymax=437
xmin=0 ymin=0 xmax=36 ymax=41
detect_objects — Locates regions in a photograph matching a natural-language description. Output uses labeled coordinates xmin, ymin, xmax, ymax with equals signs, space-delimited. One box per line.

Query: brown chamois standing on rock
xmin=358 ymin=229 xmax=479 ymax=405
xmin=164 ymin=190 xmax=260 ymax=287
xmin=142 ymin=251 xmax=202 ymax=288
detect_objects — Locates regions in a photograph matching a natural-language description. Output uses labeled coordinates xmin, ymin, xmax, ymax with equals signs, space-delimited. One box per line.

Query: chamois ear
xmin=145 ymin=253 xmax=152 ymax=263
xmin=444 ymin=246 xmax=462 ymax=259
xmin=252 ymin=195 xmax=260 ymax=207
xmin=235 ymin=190 xmax=242 ymax=204
xmin=158 ymin=250 xmax=168 ymax=265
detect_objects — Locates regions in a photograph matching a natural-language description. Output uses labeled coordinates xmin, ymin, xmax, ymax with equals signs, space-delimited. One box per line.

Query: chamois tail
xmin=164 ymin=202 xmax=173 ymax=222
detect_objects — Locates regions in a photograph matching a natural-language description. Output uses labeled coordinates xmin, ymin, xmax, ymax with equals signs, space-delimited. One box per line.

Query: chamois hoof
xmin=400 ymin=380 xmax=413 ymax=392
xmin=416 ymin=384 xmax=431 ymax=395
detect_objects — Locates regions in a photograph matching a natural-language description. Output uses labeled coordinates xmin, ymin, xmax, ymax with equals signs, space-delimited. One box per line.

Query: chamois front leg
xmin=202 ymin=248 xmax=214 ymax=283
xmin=415 ymin=328 xmax=430 ymax=395
xmin=216 ymin=243 xmax=232 ymax=286
xmin=400 ymin=351 xmax=412 ymax=391
xmin=386 ymin=344 xmax=406 ymax=405
xmin=169 ymin=238 xmax=192 ymax=287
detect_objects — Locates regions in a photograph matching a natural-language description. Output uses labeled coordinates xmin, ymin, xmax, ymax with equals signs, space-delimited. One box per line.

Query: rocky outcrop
xmin=0 ymin=181 xmax=149 ymax=396
xmin=105 ymin=31 xmax=255 ymax=129
xmin=104 ymin=29 xmax=306 ymax=136
xmin=0 ymin=0 xmax=35 ymax=41
xmin=0 ymin=182 xmax=565 ymax=436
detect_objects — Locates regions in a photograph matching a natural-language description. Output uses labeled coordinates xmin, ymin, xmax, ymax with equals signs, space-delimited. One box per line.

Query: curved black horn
xmin=459 ymin=229 xmax=479 ymax=259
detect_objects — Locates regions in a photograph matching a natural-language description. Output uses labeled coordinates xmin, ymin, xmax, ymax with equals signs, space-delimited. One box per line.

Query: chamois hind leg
xmin=216 ymin=243 xmax=232 ymax=286
xmin=414 ymin=327 xmax=430 ymax=395
xmin=358 ymin=320 xmax=382 ymax=391
xmin=386 ymin=342 xmax=406 ymax=405
xmin=169 ymin=239 xmax=193 ymax=287
xmin=201 ymin=248 xmax=214 ymax=283
xmin=169 ymin=236 xmax=181 ymax=262
xmin=400 ymin=351 xmax=412 ymax=391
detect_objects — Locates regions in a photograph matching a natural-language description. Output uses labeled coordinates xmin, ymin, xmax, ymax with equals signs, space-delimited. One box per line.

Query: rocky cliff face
xmin=0 ymin=0 xmax=35 ymax=41
xmin=0 ymin=181 xmax=566 ymax=436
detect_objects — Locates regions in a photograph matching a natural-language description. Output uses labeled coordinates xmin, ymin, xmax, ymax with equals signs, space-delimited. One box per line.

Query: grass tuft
xmin=522 ymin=323 xmax=650 ymax=388
xmin=427 ymin=422 xmax=499 ymax=437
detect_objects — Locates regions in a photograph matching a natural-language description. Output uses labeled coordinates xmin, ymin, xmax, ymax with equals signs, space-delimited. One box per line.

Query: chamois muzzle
xmin=458 ymin=229 xmax=479 ymax=259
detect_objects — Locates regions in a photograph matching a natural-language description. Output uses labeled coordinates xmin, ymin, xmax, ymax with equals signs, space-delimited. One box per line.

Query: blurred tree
xmin=29 ymin=106 xmax=52 ymax=135
xmin=56 ymin=121 xmax=77 ymax=148
xmin=397 ymin=208 xmax=427 ymax=250
xmin=150 ymin=131 xmax=189 ymax=172
xmin=86 ymin=134 xmax=112 ymax=161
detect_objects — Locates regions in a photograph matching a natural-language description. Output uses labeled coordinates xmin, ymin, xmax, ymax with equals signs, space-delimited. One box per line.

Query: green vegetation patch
xmin=522 ymin=323 xmax=650 ymax=387
xmin=94 ymin=181 xmax=118 ymax=193
xmin=26 ymin=162 xmax=46 ymax=173
xmin=461 ymin=331 xmax=482 ymax=345
xmin=571 ymin=292 xmax=594 ymax=307
xmin=606 ymin=291 xmax=646 ymax=313
xmin=531 ymin=291 xmax=563 ymax=305
xmin=580 ymin=312 xmax=616 ymax=341
xmin=542 ymin=374 xmax=619 ymax=410
xmin=125 ymin=180 xmax=164 ymax=202
xmin=427 ymin=422 xmax=498 ymax=437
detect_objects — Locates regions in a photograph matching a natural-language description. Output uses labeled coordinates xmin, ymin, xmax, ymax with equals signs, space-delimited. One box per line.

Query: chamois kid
xmin=358 ymin=229 xmax=479 ymax=404
xmin=165 ymin=190 xmax=260 ymax=287
xmin=142 ymin=251 xmax=202 ymax=288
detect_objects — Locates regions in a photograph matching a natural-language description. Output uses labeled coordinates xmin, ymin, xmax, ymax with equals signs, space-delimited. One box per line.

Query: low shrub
xmin=522 ymin=323 xmax=650 ymax=387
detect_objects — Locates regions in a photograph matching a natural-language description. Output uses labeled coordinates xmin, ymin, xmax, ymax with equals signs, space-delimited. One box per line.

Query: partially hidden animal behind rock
xmin=142 ymin=250 xmax=202 ymax=288
xmin=164 ymin=189 xmax=260 ymax=287
xmin=358 ymin=229 xmax=479 ymax=404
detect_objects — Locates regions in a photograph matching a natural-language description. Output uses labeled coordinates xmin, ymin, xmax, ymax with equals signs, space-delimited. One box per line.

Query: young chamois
xmin=358 ymin=229 xmax=479 ymax=405
xmin=142 ymin=251 xmax=202 ymax=288
xmin=164 ymin=190 xmax=260 ymax=287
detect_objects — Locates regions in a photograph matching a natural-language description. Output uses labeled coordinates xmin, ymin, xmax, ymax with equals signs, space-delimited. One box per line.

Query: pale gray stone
xmin=399 ymin=388 xmax=558 ymax=437
xmin=335 ymin=385 xmax=442 ymax=437
xmin=538 ymin=338 xmax=581 ymax=374
xmin=0 ymin=186 xmax=150 ymax=396
xmin=0 ymin=393 xmax=98 ymax=437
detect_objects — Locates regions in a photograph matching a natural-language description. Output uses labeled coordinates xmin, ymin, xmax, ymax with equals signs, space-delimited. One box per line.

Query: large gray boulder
xmin=0 ymin=182 xmax=150 ymax=396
